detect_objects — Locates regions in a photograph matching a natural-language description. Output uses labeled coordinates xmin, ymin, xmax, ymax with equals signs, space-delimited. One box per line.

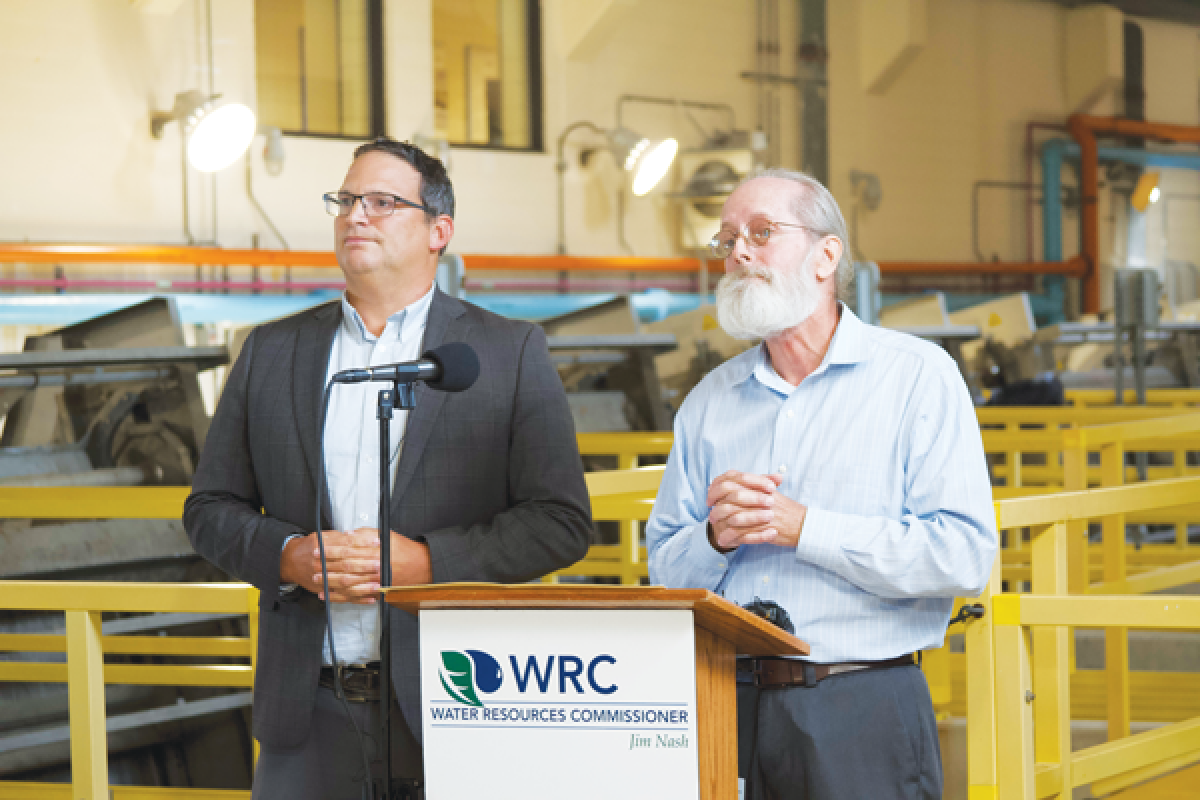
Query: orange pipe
xmin=875 ymin=258 xmax=1086 ymax=276
xmin=1068 ymin=114 xmax=1200 ymax=314
xmin=0 ymin=245 xmax=1086 ymax=282
xmin=0 ymin=244 xmax=338 ymax=268
xmin=460 ymin=254 xmax=724 ymax=273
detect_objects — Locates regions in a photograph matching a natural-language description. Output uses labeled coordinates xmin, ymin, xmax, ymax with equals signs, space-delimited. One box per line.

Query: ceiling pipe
xmin=1067 ymin=113 xmax=1200 ymax=314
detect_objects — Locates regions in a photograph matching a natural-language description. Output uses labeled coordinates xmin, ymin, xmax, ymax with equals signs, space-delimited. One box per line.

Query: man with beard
xmin=646 ymin=169 xmax=996 ymax=800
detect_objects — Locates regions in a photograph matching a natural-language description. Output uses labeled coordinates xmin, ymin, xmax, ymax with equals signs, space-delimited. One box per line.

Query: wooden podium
xmin=385 ymin=584 xmax=809 ymax=800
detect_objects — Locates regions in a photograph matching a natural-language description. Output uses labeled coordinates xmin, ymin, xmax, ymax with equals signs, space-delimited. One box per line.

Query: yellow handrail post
xmin=65 ymin=610 xmax=108 ymax=800
xmin=1099 ymin=441 xmax=1131 ymax=741
xmin=247 ymin=587 xmax=260 ymax=768
xmin=617 ymin=451 xmax=641 ymax=586
xmin=1006 ymin=422 xmax=1022 ymax=491
xmin=1030 ymin=522 xmax=1072 ymax=796
xmin=1061 ymin=431 xmax=1089 ymax=595
xmin=966 ymin=555 xmax=1003 ymax=800
xmin=993 ymin=606 xmax=1035 ymax=799
xmin=1061 ymin=429 xmax=1087 ymax=678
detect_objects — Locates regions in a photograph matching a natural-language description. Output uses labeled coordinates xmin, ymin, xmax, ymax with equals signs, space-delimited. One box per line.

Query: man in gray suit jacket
xmin=184 ymin=139 xmax=592 ymax=800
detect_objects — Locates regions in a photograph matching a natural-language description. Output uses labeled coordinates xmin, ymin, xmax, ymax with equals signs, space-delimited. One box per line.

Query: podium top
xmin=383 ymin=583 xmax=808 ymax=657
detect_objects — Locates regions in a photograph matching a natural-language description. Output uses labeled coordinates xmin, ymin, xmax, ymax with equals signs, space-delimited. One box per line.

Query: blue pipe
xmin=1040 ymin=139 xmax=1200 ymax=262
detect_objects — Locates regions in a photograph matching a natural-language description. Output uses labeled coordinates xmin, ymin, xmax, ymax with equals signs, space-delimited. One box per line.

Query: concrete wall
xmin=1 ymin=0 xmax=1199 ymax=310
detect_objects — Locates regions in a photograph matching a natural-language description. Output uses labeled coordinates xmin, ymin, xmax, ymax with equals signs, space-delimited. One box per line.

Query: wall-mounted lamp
xmin=152 ymin=89 xmax=257 ymax=173
xmin=556 ymin=121 xmax=678 ymax=254
xmin=1131 ymin=171 xmax=1161 ymax=212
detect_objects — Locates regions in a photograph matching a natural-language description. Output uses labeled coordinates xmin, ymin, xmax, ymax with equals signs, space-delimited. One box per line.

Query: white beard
xmin=715 ymin=248 xmax=820 ymax=341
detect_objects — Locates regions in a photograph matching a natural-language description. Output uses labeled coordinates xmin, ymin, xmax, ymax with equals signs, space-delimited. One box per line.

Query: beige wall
xmin=0 ymin=0 xmax=1198 ymax=309
xmin=829 ymin=0 xmax=1200 ymax=309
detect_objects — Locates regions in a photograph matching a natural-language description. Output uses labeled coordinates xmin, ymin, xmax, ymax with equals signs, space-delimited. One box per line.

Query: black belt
xmin=319 ymin=662 xmax=381 ymax=702
xmin=736 ymin=654 xmax=919 ymax=688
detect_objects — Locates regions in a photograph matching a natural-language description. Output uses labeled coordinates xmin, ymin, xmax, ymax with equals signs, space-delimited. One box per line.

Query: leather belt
xmin=736 ymin=654 xmax=918 ymax=689
xmin=319 ymin=662 xmax=381 ymax=703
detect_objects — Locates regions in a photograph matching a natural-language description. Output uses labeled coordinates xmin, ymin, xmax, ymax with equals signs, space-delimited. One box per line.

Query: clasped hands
xmin=280 ymin=528 xmax=432 ymax=604
xmin=707 ymin=470 xmax=807 ymax=554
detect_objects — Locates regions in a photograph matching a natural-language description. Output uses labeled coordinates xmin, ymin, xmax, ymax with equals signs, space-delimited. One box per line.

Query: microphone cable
xmin=314 ymin=379 xmax=377 ymax=800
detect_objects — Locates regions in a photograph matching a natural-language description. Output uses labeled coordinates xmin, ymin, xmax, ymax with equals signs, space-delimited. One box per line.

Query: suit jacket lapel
xmin=294 ymin=301 xmax=340 ymax=529
xmin=391 ymin=290 xmax=469 ymax=514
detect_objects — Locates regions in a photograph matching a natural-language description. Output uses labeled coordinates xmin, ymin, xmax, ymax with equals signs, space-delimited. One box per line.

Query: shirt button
xmin=778 ymin=465 xmax=788 ymax=473
xmin=359 ymin=513 xmax=368 ymax=521
xmin=786 ymin=410 xmax=794 ymax=418
xmin=761 ymin=576 xmax=769 ymax=584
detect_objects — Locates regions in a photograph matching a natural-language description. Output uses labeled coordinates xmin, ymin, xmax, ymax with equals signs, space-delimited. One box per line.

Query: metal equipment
xmin=540 ymin=297 xmax=679 ymax=432
xmin=0 ymin=297 xmax=253 ymax=788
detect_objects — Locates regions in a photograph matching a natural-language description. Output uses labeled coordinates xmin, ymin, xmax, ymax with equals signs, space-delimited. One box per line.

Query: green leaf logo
xmin=439 ymin=650 xmax=482 ymax=707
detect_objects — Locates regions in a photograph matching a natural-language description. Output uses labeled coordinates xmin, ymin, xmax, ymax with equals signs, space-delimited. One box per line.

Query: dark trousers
xmin=251 ymin=686 xmax=423 ymax=800
xmin=737 ymin=665 xmax=942 ymax=800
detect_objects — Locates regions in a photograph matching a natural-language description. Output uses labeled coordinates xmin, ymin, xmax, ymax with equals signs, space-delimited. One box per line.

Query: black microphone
xmin=331 ymin=341 xmax=480 ymax=392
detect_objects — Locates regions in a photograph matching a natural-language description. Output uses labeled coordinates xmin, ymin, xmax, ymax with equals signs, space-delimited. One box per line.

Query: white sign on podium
xmin=420 ymin=608 xmax=699 ymax=799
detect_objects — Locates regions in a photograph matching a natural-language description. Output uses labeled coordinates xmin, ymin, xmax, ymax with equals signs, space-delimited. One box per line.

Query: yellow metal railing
xmin=973 ymin=476 xmax=1200 ymax=799
xmin=0 ymin=582 xmax=258 ymax=800
xmin=3 ymin=415 xmax=1200 ymax=797
xmin=1064 ymin=388 xmax=1200 ymax=408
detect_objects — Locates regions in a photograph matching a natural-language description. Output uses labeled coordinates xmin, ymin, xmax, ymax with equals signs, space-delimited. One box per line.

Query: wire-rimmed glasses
xmin=709 ymin=218 xmax=809 ymax=259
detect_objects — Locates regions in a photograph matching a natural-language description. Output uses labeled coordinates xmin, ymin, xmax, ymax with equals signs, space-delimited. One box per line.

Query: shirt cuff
xmin=689 ymin=518 xmax=735 ymax=574
xmin=279 ymin=533 xmax=306 ymax=593
xmin=793 ymin=506 xmax=855 ymax=574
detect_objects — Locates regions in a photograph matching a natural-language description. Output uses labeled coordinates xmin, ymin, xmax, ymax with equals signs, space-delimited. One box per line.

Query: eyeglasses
xmin=323 ymin=191 xmax=432 ymax=218
xmin=709 ymin=218 xmax=809 ymax=259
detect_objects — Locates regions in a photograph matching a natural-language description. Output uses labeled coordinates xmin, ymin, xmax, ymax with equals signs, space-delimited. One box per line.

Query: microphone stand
xmin=377 ymin=380 xmax=415 ymax=800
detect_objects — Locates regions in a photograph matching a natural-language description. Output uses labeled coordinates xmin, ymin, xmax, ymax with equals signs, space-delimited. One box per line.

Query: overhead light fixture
xmin=152 ymin=90 xmax=257 ymax=173
xmin=597 ymin=126 xmax=679 ymax=197
xmin=556 ymin=121 xmax=679 ymax=254
xmin=1131 ymin=171 xmax=1161 ymax=213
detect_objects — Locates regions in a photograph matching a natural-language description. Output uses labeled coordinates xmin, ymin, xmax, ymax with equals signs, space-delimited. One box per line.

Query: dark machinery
xmin=0 ymin=298 xmax=255 ymax=790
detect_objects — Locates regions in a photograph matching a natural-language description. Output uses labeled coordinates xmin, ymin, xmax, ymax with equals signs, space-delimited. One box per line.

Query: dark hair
xmin=353 ymin=137 xmax=455 ymax=221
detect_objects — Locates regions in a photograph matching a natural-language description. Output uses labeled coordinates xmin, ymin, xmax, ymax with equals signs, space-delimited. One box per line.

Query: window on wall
xmin=433 ymin=0 xmax=543 ymax=150
xmin=254 ymin=0 xmax=384 ymax=138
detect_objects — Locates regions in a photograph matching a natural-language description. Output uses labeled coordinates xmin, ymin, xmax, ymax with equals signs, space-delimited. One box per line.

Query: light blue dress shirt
xmin=319 ymin=286 xmax=434 ymax=665
xmin=646 ymin=306 xmax=997 ymax=663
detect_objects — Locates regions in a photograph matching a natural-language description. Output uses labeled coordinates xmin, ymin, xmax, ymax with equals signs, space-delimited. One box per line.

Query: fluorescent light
xmin=631 ymin=138 xmax=678 ymax=196
xmin=186 ymin=103 xmax=257 ymax=173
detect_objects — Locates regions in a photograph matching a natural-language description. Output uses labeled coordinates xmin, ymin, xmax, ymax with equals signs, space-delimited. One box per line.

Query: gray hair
xmin=748 ymin=167 xmax=854 ymax=301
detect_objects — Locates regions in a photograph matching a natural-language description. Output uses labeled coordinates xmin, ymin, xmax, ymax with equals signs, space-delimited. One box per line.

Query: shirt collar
xmin=340 ymin=283 xmax=437 ymax=344
xmin=732 ymin=303 xmax=870 ymax=389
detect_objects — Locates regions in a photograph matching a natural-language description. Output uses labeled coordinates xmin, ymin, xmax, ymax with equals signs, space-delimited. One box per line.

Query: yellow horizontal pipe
xmin=0 ymin=633 xmax=251 ymax=658
xmin=1089 ymin=750 xmax=1200 ymax=796
xmin=0 ymin=782 xmax=250 ymax=799
xmin=0 ymin=487 xmax=187 ymax=519
xmin=998 ymin=594 xmax=1200 ymax=629
xmin=1088 ymin=560 xmax=1200 ymax=596
xmin=1064 ymin=412 xmax=1200 ymax=448
xmin=1070 ymin=716 xmax=1200 ymax=788
xmin=584 ymin=465 xmax=664 ymax=496
xmin=0 ymin=581 xmax=254 ymax=614
xmin=1034 ymin=763 xmax=1062 ymax=798
xmin=0 ymin=661 xmax=252 ymax=688
xmin=993 ymin=475 xmax=1200 ymax=530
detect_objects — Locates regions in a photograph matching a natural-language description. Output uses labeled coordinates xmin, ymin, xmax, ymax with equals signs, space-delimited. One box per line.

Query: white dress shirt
xmin=320 ymin=285 xmax=434 ymax=665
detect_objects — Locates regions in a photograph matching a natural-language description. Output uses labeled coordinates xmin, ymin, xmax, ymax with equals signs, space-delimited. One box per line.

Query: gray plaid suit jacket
xmin=183 ymin=290 xmax=592 ymax=749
